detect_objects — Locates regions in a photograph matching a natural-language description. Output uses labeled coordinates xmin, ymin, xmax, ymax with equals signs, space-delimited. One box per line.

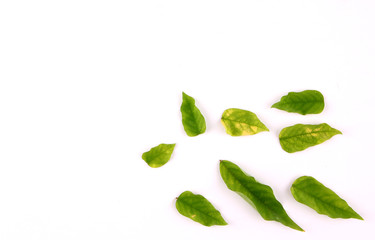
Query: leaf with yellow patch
xmin=175 ymin=191 xmax=227 ymax=226
xmin=279 ymin=123 xmax=342 ymax=153
xmin=221 ymin=108 xmax=269 ymax=136
xmin=142 ymin=143 xmax=175 ymax=168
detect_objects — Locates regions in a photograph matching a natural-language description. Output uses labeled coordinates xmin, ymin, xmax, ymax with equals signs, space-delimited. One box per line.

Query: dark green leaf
xmin=291 ymin=176 xmax=363 ymax=220
xmin=175 ymin=191 xmax=228 ymax=226
xmin=180 ymin=92 xmax=206 ymax=136
xmin=220 ymin=160 xmax=303 ymax=231
xmin=279 ymin=123 xmax=342 ymax=153
xmin=141 ymin=143 xmax=175 ymax=168
xmin=221 ymin=108 xmax=269 ymax=136
xmin=272 ymin=90 xmax=324 ymax=115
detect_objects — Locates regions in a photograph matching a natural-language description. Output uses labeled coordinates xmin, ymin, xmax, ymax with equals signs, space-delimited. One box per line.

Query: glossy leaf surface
xmin=291 ymin=176 xmax=363 ymax=220
xmin=221 ymin=108 xmax=269 ymax=136
xmin=279 ymin=123 xmax=342 ymax=153
xmin=141 ymin=143 xmax=175 ymax=168
xmin=272 ymin=90 xmax=324 ymax=115
xmin=176 ymin=191 xmax=228 ymax=226
xmin=220 ymin=160 xmax=303 ymax=231
xmin=180 ymin=92 xmax=206 ymax=136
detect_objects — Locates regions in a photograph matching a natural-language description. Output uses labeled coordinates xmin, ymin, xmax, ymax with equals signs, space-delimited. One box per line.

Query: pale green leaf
xmin=141 ymin=143 xmax=175 ymax=168
xmin=221 ymin=108 xmax=269 ymax=136
xmin=181 ymin=92 xmax=206 ymax=137
xmin=272 ymin=90 xmax=324 ymax=115
xmin=176 ymin=191 xmax=228 ymax=226
xmin=279 ymin=123 xmax=342 ymax=153
xmin=220 ymin=160 xmax=303 ymax=231
xmin=291 ymin=176 xmax=363 ymax=220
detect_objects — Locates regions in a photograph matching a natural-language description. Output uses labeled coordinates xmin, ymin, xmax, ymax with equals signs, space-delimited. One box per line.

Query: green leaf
xmin=221 ymin=108 xmax=269 ymax=136
xmin=180 ymin=92 xmax=206 ymax=137
xmin=291 ymin=176 xmax=363 ymax=220
xmin=279 ymin=123 xmax=342 ymax=153
xmin=175 ymin=191 xmax=228 ymax=226
xmin=141 ymin=143 xmax=176 ymax=168
xmin=220 ymin=160 xmax=303 ymax=231
xmin=272 ymin=90 xmax=324 ymax=115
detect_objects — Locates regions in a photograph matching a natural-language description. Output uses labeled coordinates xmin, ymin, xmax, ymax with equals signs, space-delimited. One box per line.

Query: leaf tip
xmin=182 ymin=91 xmax=189 ymax=100
xmin=182 ymin=91 xmax=191 ymax=99
xmin=220 ymin=220 xmax=229 ymax=226
xmin=290 ymin=221 xmax=305 ymax=232
xmin=352 ymin=212 xmax=364 ymax=220
xmin=271 ymin=102 xmax=279 ymax=109
xmin=219 ymin=160 xmax=229 ymax=165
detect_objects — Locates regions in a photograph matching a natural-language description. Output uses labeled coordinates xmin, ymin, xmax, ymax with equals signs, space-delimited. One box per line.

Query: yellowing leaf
xmin=221 ymin=108 xmax=269 ymax=136
xmin=142 ymin=143 xmax=175 ymax=168
xmin=279 ymin=123 xmax=342 ymax=153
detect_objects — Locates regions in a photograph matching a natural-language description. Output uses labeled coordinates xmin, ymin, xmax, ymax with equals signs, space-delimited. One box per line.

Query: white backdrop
xmin=1 ymin=1 xmax=374 ymax=239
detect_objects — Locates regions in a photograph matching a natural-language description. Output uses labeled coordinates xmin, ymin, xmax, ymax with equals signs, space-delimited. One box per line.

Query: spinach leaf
xmin=180 ymin=92 xmax=206 ymax=136
xmin=279 ymin=123 xmax=342 ymax=153
xmin=272 ymin=90 xmax=324 ymax=115
xmin=291 ymin=176 xmax=363 ymax=220
xmin=221 ymin=108 xmax=269 ymax=136
xmin=176 ymin=191 xmax=228 ymax=226
xmin=220 ymin=160 xmax=304 ymax=231
xmin=142 ymin=143 xmax=175 ymax=168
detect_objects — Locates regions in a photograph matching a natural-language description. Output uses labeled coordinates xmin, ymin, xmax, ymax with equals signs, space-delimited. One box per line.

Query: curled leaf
xmin=272 ymin=90 xmax=324 ymax=115
xmin=175 ymin=191 xmax=228 ymax=226
xmin=141 ymin=143 xmax=175 ymax=168
xmin=279 ymin=123 xmax=342 ymax=153
xmin=291 ymin=176 xmax=363 ymax=220
xmin=221 ymin=108 xmax=269 ymax=136
xmin=180 ymin=92 xmax=206 ymax=137
xmin=220 ymin=160 xmax=303 ymax=231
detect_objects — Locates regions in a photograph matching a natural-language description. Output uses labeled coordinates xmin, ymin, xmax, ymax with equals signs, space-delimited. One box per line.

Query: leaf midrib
xmin=178 ymin=197 xmax=221 ymax=222
xmin=281 ymin=99 xmax=323 ymax=104
xmin=146 ymin=149 xmax=170 ymax=162
xmin=222 ymin=117 xmax=265 ymax=130
xmin=279 ymin=130 xmax=339 ymax=141
xmin=222 ymin=117 xmax=251 ymax=125
xmin=183 ymin=100 xmax=203 ymax=128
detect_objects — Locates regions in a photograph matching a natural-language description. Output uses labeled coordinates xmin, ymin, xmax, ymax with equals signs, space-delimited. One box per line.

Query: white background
xmin=1 ymin=0 xmax=375 ymax=239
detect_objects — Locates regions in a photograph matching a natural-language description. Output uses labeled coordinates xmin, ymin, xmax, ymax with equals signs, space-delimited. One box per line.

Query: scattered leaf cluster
xmin=141 ymin=90 xmax=362 ymax=231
